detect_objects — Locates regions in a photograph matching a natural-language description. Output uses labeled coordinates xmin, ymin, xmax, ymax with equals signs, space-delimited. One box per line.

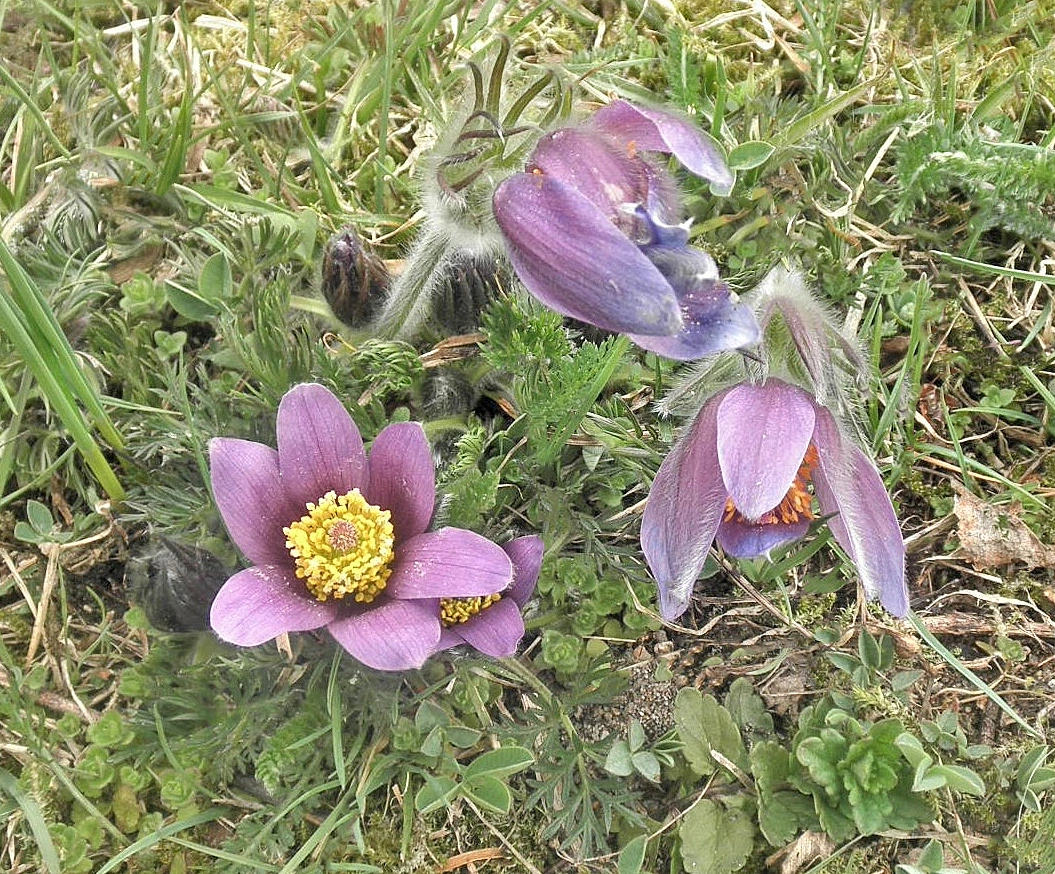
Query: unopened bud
xmin=128 ymin=537 xmax=228 ymax=633
xmin=321 ymin=228 xmax=391 ymax=328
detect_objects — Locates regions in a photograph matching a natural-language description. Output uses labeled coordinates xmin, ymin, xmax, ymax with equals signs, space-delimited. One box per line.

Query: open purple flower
xmin=434 ymin=535 xmax=543 ymax=658
xmin=208 ymin=383 xmax=514 ymax=671
xmin=641 ymin=378 xmax=907 ymax=621
xmin=492 ymin=100 xmax=759 ymax=360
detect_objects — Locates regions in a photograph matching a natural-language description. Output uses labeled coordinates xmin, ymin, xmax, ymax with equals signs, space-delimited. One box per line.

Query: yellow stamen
xmin=724 ymin=444 xmax=819 ymax=527
xmin=284 ymin=489 xmax=395 ymax=603
xmin=440 ymin=594 xmax=502 ymax=627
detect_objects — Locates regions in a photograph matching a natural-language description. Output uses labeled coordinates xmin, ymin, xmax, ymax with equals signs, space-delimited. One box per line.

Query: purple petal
xmin=363 ymin=422 xmax=435 ymax=540
xmin=589 ymin=100 xmax=734 ymax=193
xmin=452 ymin=598 xmax=526 ymax=658
xmin=209 ymin=438 xmax=300 ymax=566
xmin=385 ymin=529 xmax=513 ymax=599
xmin=629 ymin=278 xmax=761 ymax=360
xmin=716 ymin=515 xmax=811 ymax=558
xmin=528 ymin=128 xmax=651 ymax=213
xmin=503 ymin=536 xmax=544 ymax=606
xmin=716 ymin=381 xmax=815 ymax=520
xmin=493 ymin=172 xmax=683 ymax=336
xmin=641 ymin=391 xmax=730 ymax=620
xmin=276 ymin=384 xmax=366 ymax=510
xmin=812 ymin=408 xmax=908 ymax=617
xmin=210 ymin=565 xmax=339 ymax=646
xmin=327 ymin=599 xmax=441 ymax=670
xmin=436 ymin=627 xmax=463 ymax=652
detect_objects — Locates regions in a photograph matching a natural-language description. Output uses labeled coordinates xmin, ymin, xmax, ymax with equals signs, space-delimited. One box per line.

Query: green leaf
xmin=759 ymin=790 xmax=817 ymax=847
xmin=913 ymin=764 xmax=948 ymax=793
xmin=679 ymin=799 xmax=754 ymax=874
xmin=632 ymin=751 xmax=662 ymax=783
xmin=895 ymin=732 xmax=933 ymax=770
xmin=13 ymin=521 xmax=41 ymax=544
xmin=164 ymin=280 xmax=220 ymax=320
xmin=464 ymin=775 xmax=511 ymax=814
xmin=917 ymin=838 xmax=946 ymax=870
xmin=724 ymin=677 xmax=774 ymax=736
xmin=605 ymin=740 xmax=634 ymax=777
xmin=445 ymin=726 xmax=483 ymax=749
xmin=25 ymin=499 xmax=55 ymax=535
xmin=1017 ymin=746 xmax=1055 ymax=791
xmin=927 ymin=764 xmax=985 ymax=796
xmin=727 ymin=140 xmax=774 ymax=170
xmin=463 ymin=746 xmax=534 ymax=780
xmin=858 ymin=628 xmax=882 ymax=671
xmin=0 ymin=768 xmax=62 ymax=873
xmin=628 ymin=719 xmax=647 ymax=751
xmin=419 ymin=725 xmax=444 ymax=759
xmin=199 ymin=252 xmax=233 ymax=302
xmin=674 ymin=688 xmax=748 ymax=777
xmin=826 ymin=652 xmax=860 ymax=675
xmin=0 ymin=239 xmax=125 ymax=498
xmin=414 ymin=775 xmax=459 ymax=813
xmin=415 ymin=700 xmax=450 ymax=731
xmin=751 ymin=742 xmax=817 ymax=845
xmin=891 ymin=669 xmax=925 ymax=692
xmin=617 ymin=835 xmax=647 ymax=874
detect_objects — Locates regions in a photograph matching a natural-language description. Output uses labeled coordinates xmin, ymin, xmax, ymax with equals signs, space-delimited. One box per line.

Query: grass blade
xmin=0 ymin=767 xmax=62 ymax=874
xmin=908 ymin=612 xmax=1042 ymax=739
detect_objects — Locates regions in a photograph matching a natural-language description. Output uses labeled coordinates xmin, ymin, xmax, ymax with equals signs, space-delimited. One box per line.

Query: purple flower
xmin=434 ymin=535 xmax=543 ymax=658
xmin=492 ymin=100 xmax=759 ymax=360
xmin=641 ymin=378 xmax=908 ymax=621
xmin=208 ymin=383 xmax=515 ymax=671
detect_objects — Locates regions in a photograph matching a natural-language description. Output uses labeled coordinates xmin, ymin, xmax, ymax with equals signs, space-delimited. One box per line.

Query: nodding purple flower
xmin=434 ymin=536 xmax=542 ymax=658
xmin=492 ymin=100 xmax=759 ymax=360
xmin=641 ymin=378 xmax=908 ymax=621
xmin=207 ymin=383 xmax=520 ymax=671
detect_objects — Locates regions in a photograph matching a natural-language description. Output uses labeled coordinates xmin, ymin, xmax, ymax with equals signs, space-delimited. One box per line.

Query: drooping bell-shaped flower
xmin=493 ymin=100 xmax=759 ymax=360
xmin=208 ymin=383 xmax=522 ymax=671
xmin=641 ymin=378 xmax=908 ymax=621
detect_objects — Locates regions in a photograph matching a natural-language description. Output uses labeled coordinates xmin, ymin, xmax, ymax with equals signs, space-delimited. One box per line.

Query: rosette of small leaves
xmin=789 ymin=702 xmax=933 ymax=841
xmin=540 ymin=628 xmax=584 ymax=676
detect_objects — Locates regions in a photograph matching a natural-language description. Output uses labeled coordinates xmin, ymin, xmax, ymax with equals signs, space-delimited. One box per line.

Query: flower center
xmin=724 ymin=444 xmax=819 ymax=526
xmin=284 ymin=489 xmax=395 ymax=603
xmin=440 ymin=594 xmax=502 ymax=627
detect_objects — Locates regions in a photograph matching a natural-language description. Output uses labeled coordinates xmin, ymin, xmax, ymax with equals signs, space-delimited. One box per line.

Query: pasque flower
xmin=641 ymin=378 xmax=908 ymax=621
xmin=435 ymin=535 xmax=542 ymax=658
xmin=208 ymin=383 xmax=519 ymax=671
xmin=493 ymin=100 xmax=759 ymax=360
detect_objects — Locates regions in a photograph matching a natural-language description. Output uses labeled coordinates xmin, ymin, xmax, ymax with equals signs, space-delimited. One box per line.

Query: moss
xmin=355 ymin=804 xmax=553 ymax=873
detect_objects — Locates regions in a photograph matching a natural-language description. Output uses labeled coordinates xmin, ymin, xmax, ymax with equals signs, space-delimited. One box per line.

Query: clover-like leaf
xmin=464 ymin=775 xmax=511 ymax=814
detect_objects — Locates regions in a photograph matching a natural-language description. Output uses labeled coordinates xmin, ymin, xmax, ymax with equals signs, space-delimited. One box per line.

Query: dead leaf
xmin=766 ymin=830 xmax=836 ymax=874
xmin=952 ymin=484 xmax=1055 ymax=571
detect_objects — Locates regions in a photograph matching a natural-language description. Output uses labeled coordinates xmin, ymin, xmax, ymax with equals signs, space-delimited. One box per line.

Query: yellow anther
xmin=440 ymin=593 xmax=502 ymax=627
xmin=284 ymin=489 xmax=395 ymax=603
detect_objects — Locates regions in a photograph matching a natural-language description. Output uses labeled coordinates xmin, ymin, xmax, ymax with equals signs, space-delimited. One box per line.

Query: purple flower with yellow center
xmin=492 ymin=99 xmax=759 ymax=360
xmin=433 ymin=536 xmax=542 ymax=658
xmin=641 ymin=378 xmax=908 ymax=621
xmin=208 ymin=383 xmax=516 ymax=671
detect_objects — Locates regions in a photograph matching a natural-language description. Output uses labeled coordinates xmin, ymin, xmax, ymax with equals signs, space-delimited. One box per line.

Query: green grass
xmin=2 ymin=0 xmax=1054 ymax=872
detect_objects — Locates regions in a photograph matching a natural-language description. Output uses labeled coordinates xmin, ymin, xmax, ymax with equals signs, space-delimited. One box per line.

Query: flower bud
xmin=321 ymin=227 xmax=391 ymax=328
xmin=128 ymin=537 xmax=228 ymax=632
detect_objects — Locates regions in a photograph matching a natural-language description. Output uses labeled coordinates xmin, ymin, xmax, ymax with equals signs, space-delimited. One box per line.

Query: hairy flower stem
xmin=371 ymin=226 xmax=452 ymax=341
